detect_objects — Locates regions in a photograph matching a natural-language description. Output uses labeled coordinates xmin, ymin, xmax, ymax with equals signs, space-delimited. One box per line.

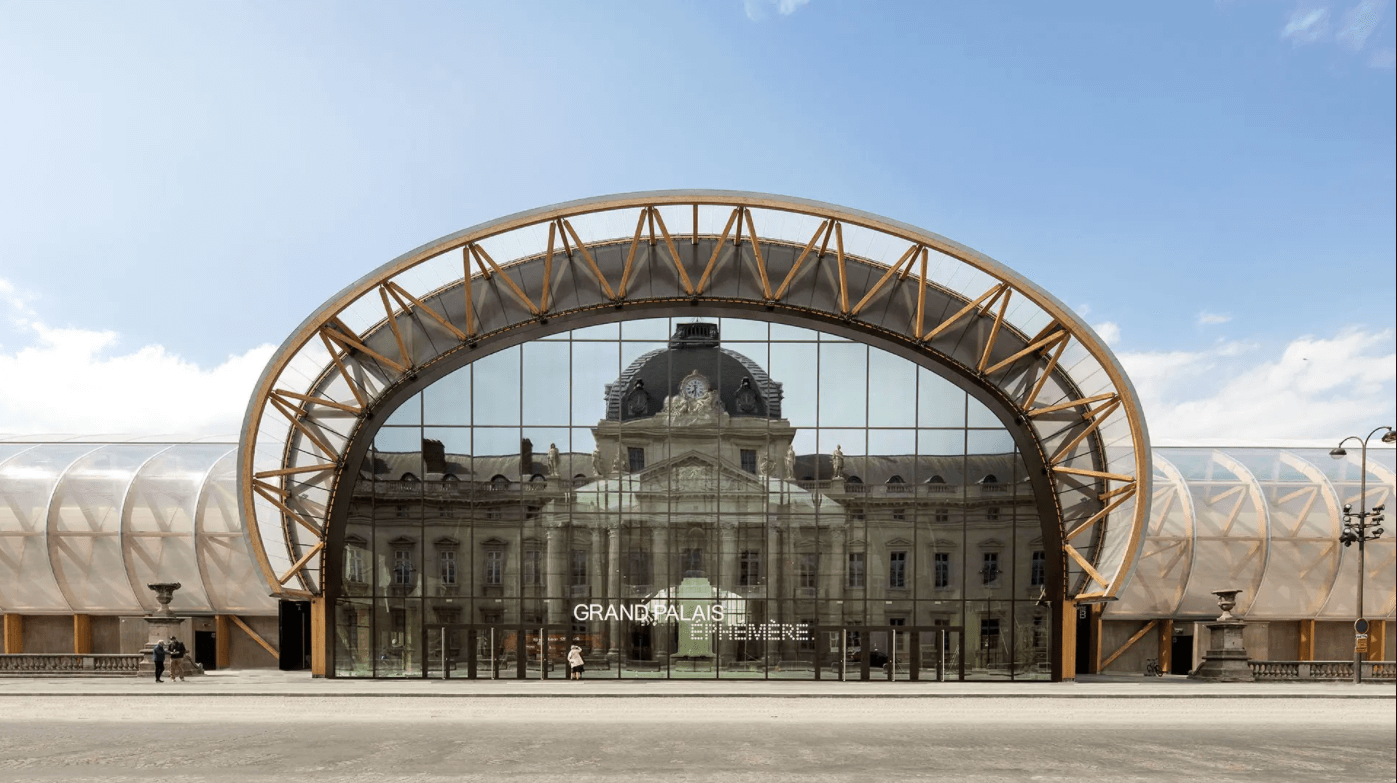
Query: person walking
xmin=567 ymin=644 xmax=585 ymax=681
xmin=152 ymin=640 xmax=167 ymax=683
xmin=167 ymin=635 xmax=188 ymax=681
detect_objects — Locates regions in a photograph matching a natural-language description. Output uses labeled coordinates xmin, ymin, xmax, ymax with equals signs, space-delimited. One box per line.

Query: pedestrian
xmin=152 ymin=640 xmax=167 ymax=683
xmin=168 ymin=635 xmax=188 ymax=681
xmin=567 ymin=644 xmax=585 ymax=681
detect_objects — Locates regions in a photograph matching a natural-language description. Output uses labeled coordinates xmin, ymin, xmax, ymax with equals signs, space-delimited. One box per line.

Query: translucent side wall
xmin=1109 ymin=447 xmax=1396 ymax=621
xmin=0 ymin=441 xmax=277 ymax=615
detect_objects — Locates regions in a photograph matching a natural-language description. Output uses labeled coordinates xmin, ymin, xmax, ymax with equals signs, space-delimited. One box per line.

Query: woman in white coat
xmin=567 ymin=645 xmax=585 ymax=681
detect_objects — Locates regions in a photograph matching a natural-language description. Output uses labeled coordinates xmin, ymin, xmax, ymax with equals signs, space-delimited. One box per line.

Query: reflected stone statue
xmin=613 ymin=452 xmax=626 ymax=476
xmin=831 ymin=444 xmax=845 ymax=478
xmin=592 ymin=446 xmax=607 ymax=478
xmin=546 ymin=443 xmax=560 ymax=477
xmin=784 ymin=445 xmax=796 ymax=480
xmin=758 ymin=454 xmax=775 ymax=479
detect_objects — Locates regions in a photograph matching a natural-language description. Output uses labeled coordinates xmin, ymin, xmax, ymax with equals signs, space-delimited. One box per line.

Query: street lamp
xmin=1330 ymin=425 xmax=1396 ymax=685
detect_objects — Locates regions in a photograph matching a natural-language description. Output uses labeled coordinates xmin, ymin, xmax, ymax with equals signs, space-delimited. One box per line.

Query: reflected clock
xmin=680 ymin=372 xmax=710 ymax=399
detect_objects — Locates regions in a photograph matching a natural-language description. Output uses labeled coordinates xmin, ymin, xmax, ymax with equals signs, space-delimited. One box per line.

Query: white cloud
xmin=1337 ymin=0 xmax=1386 ymax=49
xmin=1197 ymin=311 xmax=1232 ymax=325
xmin=1118 ymin=327 xmax=1396 ymax=444
xmin=744 ymin=0 xmax=811 ymax=22
xmin=1282 ymin=7 xmax=1332 ymax=43
xmin=0 ymin=278 xmax=274 ymax=437
xmin=1092 ymin=321 xmax=1121 ymax=346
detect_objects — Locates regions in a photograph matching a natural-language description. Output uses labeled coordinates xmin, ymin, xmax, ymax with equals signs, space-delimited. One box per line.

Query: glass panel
xmin=328 ymin=317 xmax=1056 ymax=682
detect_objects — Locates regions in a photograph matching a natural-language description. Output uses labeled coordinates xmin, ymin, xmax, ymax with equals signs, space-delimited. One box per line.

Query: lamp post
xmin=1330 ymin=425 xmax=1395 ymax=685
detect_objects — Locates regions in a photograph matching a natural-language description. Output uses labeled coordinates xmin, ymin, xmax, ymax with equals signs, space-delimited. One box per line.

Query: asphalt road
xmin=1 ymin=696 xmax=1392 ymax=782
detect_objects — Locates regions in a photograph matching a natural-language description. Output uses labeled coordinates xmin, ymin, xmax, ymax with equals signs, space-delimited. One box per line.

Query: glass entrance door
xmin=827 ymin=625 xmax=963 ymax=681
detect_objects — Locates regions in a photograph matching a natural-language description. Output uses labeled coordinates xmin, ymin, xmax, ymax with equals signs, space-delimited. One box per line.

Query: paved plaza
xmin=1 ymin=673 xmax=1393 ymax=782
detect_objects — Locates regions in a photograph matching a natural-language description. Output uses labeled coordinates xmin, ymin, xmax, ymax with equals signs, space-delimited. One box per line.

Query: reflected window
xmin=628 ymin=550 xmax=651 ymax=586
xmin=739 ymin=550 xmax=760 ymax=586
xmin=847 ymin=552 xmax=865 ymax=588
xmin=798 ymin=553 xmax=818 ymax=590
xmin=982 ymin=552 xmax=1000 ymax=585
xmin=986 ymin=507 xmax=1000 ymax=522
xmin=524 ymin=549 xmax=543 ymax=586
xmin=1030 ymin=551 xmax=1046 ymax=587
xmin=484 ymin=549 xmax=504 ymax=586
xmin=934 ymin=552 xmax=950 ymax=589
xmin=439 ymin=550 xmax=457 ymax=586
xmin=892 ymin=508 xmax=906 ymax=521
xmin=740 ymin=449 xmax=757 ymax=474
xmin=393 ymin=551 xmax=412 ymax=586
xmin=934 ymin=509 xmax=950 ymax=523
xmin=981 ymin=617 xmax=1002 ymax=661
xmin=889 ymin=551 xmax=907 ymax=589
xmin=628 ymin=447 xmax=646 ymax=472
xmin=570 ymin=549 xmax=588 ymax=587
xmin=345 ymin=536 xmax=367 ymax=584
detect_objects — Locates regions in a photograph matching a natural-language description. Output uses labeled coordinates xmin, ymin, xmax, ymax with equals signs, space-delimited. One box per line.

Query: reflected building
xmin=336 ymin=321 xmax=1048 ymax=679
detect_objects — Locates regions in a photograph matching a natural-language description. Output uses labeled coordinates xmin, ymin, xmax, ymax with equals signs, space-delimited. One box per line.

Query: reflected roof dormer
xmin=603 ymin=322 xmax=784 ymax=421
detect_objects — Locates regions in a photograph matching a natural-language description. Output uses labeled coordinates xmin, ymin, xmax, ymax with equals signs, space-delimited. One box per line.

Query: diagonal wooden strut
xmin=772 ymin=219 xmax=829 ymax=301
xmin=321 ymin=324 xmax=406 ymax=375
xmin=850 ymin=243 xmax=921 ymax=317
xmin=923 ymin=283 xmax=1008 ymax=342
xmin=1025 ymin=392 xmax=1117 ymax=418
xmin=278 ymin=540 xmax=326 ymax=586
xmin=743 ymin=208 xmax=773 ymax=300
xmin=1065 ymin=544 xmax=1110 ymax=588
xmin=650 ymin=208 xmax=695 ymax=295
xmin=695 ymin=208 xmax=740 ymax=295
xmin=560 ymin=220 xmax=617 ymax=301
xmin=470 ymin=244 xmax=542 ymax=316
xmin=976 ymin=288 xmax=1012 ymax=372
xmin=1065 ymin=484 xmax=1138 ymax=540
xmin=1050 ymin=400 xmax=1122 ymax=466
xmin=384 ymin=281 xmax=467 ymax=341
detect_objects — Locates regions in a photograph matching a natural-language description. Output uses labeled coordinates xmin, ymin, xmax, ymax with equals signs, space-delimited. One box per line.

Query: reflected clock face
xmin=682 ymin=376 xmax=708 ymax=398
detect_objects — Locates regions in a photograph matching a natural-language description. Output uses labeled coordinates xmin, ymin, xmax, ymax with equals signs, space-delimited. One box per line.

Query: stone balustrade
xmin=0 ymin=654 xmax=142 ymax=676
xmin=1249 ymin=660 xmax=1396 ymax=681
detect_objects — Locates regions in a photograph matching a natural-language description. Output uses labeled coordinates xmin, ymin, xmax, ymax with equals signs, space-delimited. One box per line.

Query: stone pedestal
xmin=135 ymin=582 xmax=204 ymax=678
xmin=1189 ymin=621 xmax=1253 ymax=682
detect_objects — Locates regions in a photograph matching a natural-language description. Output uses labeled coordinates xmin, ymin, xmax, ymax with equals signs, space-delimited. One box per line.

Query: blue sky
xmin=1 ymin=1 xmax=1393 ymax=442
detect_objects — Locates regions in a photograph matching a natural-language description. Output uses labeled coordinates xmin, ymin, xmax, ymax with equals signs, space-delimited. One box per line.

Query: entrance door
xmin=1170 ymin=632 xmax=1194 ymax=675
xmin=827 ymin=626 xmax=962 ymax=681
xmin=194 ymin=630 xmax=216 ymax=671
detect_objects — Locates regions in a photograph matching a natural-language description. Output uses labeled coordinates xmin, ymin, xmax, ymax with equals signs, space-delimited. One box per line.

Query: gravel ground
xmin=1 ymin=695 xmax=1392 ymax=782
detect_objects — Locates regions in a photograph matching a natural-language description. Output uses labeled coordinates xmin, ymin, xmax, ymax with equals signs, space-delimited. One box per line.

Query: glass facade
xmin=330 ymin=318 xmax=1052 ymax=680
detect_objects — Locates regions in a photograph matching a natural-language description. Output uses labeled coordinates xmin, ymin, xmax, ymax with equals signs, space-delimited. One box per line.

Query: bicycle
xmin=1143 ymin=658 xmax=1164 ymax=677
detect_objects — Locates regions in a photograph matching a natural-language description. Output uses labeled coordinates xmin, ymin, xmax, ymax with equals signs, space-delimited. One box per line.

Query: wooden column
xmin=215 ymin=614 xmax=231 ymax=669
xmin=1369 ymin=619 xmax=1387 ymax=662
xmin=310 ymin=597 xmax=326 ymax=676
xmin=1298 ymin=619 xmax=1316 ymax=661
xmin=1158 ymin=619 xmax=1174 ymax=674
xmin=73 ymin=614 xmax=92 ymax=655
xmin=1058 ymin=600 xmax=1076 ymax=681
xmin=2 ymin=614 xmax=20 ymax=654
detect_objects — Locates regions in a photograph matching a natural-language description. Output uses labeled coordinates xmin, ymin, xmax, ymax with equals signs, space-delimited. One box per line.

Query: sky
xmin=0 ymin=1 xmax=1393 ymax=445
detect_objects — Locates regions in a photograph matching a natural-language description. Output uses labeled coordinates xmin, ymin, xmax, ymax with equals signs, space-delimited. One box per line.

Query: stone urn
xmin=1212 ymin=589 xmax=1243 ymax=622
xmin=148 ymin=582 xmax=182 ymax=617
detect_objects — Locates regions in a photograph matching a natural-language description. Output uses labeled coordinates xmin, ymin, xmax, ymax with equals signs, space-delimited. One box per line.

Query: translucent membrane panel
xmin=123 ymin=445 xmax=231 ymax=613
xmin=199 ymin=451 xmax=278 ymax=613
xmin=0 ymin=444 xmax=92 ymax=611
xmin=48 ymin=445 xmax=169 ymax=613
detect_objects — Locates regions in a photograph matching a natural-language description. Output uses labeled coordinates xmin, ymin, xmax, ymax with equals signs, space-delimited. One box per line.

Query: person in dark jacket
xmin=152 ymin=641 xmax=167 ymax=683
xmin=168 ymin=636 xmax=188 ymax=681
